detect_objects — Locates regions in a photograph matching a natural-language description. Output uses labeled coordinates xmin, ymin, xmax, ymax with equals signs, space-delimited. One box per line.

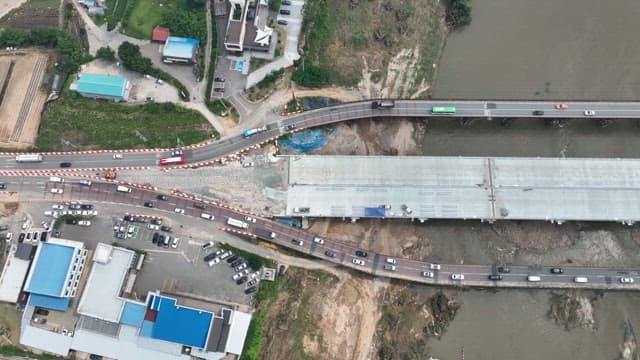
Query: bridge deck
xmin=286 ymin=155 xmax=640 ymax=222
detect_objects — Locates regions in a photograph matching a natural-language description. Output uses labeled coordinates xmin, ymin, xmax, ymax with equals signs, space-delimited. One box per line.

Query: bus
xmin=431 ymin=106 xmax=456 ymax=114
xmin=159 ymin=155 xmax=186 ymax=166
xmin=15 ymin=154 xmax=43 ymax=162
xmin=227 ymin=217 xmax=249 ymax=229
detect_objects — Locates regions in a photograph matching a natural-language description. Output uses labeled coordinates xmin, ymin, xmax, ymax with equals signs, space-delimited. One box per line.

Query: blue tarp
xmin=364 ymin=208 xmax=386 ymax=217
xmin=29 ymin=294 xmax=70 ymax=312
xmin=280 ymin=128 xmax=334 ymax=153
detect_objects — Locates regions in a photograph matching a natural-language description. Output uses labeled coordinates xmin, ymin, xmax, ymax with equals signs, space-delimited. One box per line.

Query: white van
xmin=527 ymin=276 xmax=541 ymax=282
xmin=116 ymin=185 xmax=132 ymax=193
xmin=200 ymin=213 xmax=215 ymax=220
xmin=49 ymin=176 xmax=63 ymax=183
xmin=574 ymin=277 xmax=588 ymax=283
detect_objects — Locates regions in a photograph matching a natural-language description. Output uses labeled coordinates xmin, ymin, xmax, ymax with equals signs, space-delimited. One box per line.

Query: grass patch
xmin=23 ymin=0 xmax=59 ymax=9
xmin=121 ymin=0 xmax=163 ymax=39
xmin=240 ymin=278 xmax=281 ymax=360
xmin=245 ymin=68 xmax=285 ymax=101
xmin=250 ymin=58 xmax=270 ymax=72
xmin=206 ymin=98 xmax=239 ymax=124
xmin=218 ymin=243 xmax=274 ymax=271
xmin=37 ymin=94 xmax=216 ymax=151
xmin=0 ymin=345 xmax=62 ymax=359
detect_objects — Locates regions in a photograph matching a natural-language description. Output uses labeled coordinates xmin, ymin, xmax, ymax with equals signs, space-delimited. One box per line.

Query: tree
xmin=446 ymin=0 xmax=472 ymax=28
xmin=161 ymin=8 xmax=206 ymax=42
xmin=96 ymin=46 xmax=116 ymax=62
xmin=29 ymin=27 xmax=58 ymax=47
xmin=0 ymin=28 xmax=30 ymax=47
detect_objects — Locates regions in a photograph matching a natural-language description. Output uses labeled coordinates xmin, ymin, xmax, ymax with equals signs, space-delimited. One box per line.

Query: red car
xmin=555 ymin=103 xmax=569 ymax=110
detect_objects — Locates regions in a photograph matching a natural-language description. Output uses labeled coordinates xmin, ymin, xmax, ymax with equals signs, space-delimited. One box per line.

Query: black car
xmin=124 ymin=215 xmax=136 ymax=222
xmin=150 ymin=218 xmax=162 ymax=225
xmin=0 ymin=225 xmax=9 ymax=231
xmin=236 ymin=276 xmax=248 ymax=285
xmin=532 ymin=110 xmax=544 ymax=116
xmin=0 ymin=184 xmax=5 ymax=189
xmin=214 ymin=87 xmax=225 ymax=92
xmin=18 ymin=233 xmax=25 ymax=242
xmin=227 ymin=256 xmax=239 ymax=264
xmin=80 ymin=204 xmax=93 ymax=210
xmin=65 ymin=219 xmax=78 ymax=225
xmin=193 ymin=203 xmax=205 ymax=209
xmin=550 ymin=267 xmax=564 ymax=274
xmin=285 ymin=124 xmax=296 ymax=130
xmin=135 ymin=217 xmax=147 ymax=223
xmin=279 ymin=9 xmax=291 ymax=15
xmin=40 ymin=232 xmax=47 ymax=242
xmin=35 ymin=308 xmax=49 ymax=316
xmin=231 ymin=259 xmax=244 ymax=268
xmin=245 ymin=286 xmax=257 ymax=295
xmin=160 ymin=225 xmax=172 ymax=233
xmin=355 ymin=250 xmax=368 ymax=258
xmin=488 ymin=274 xmax=503 ymax=281
xmin=204 ymin=253 xmax=217 ymax=262
xmin=156 ymin=235 xmax=165 ymax=246
xmin=156 ymin=194 xmax=168 ymax=201
xmin=277 ymin=20 xmax=288 ymax=26
xmin=291 ymin=239 xmax=303 ymax=246
xmin=143 ymin=202 xmax=154 ymax=208
xmin=324 ymin=250 xmax=336 ymax=258
xmin=497 ymin=266 xmax=511 ymax=273
xmin=89 ymin=355 xmax=103 ymax=360
xmin=152 ymin=233 xmax=159 ymax=244
xmin=247 ymin=279 xmax=257 ymax=287
xmin=69 ymin=204 xmax=82 ymax=210
xmin=214 ymin=77 xmax=225 ymax=82
xmin=59 ymin=162 xmax=72 ymax=168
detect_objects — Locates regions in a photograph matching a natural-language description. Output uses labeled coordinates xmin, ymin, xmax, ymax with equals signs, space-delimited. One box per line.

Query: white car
xmin=174 ymin=208 xmax=185 ymax=214
xmin=232 ymin=272 xmax=244 ymax=281
xmin=43 ymin=210 xmax=58 ymax=217
xmin=236 ymin=263 xmax=247 ymax=271
xmin=52 ymin=204 xmax=64 ymax=210
xmin=620 ymin=277 xmax=634 ymax=284
xmin=584 ymin=110 xmax=596 ymax=116
xmin=113 ymin=154 xmax=124 ymax=159
xmin=421 ymin=271 xmax=434 ymax=278
xmin=171 ymin=237 xmax=180 ymax=249
xmin=429 ymin=263 xmax=441 ymax=270
xmin=147 ymin=224 xmax=160 ymax=230
xmin=220 ymin=251 xmax=232 ymax=260
xmin=78 ymin=220 xmax=91 ymax=227
xmin=50 ymin=188 xmax=63 ymax=194
xmin=352 ymin=258 xmax=366 ymax=266
xmin=451 ymin=273 xmax=465 ymax=280
xmin=81 ymin=210 xmax=90 ymax=216
xmin=5 ymin=232 xmax=12 ymax=242
xmin=242 ymin=162 xmax=254 ymax=168
xmin=208 ymin=257 xmax=220 ymax=266
xmin=244 ymin=216 xmax=257 ymax=223
xmin=313 ymin=237 xmax=325 ymax=245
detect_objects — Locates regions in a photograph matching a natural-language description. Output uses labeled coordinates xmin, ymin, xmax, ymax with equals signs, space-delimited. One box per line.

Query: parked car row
xmin=203 ymin=246 xmax=260 ymax=294
xmin=152 ymin=232 xmax=179 ymax=248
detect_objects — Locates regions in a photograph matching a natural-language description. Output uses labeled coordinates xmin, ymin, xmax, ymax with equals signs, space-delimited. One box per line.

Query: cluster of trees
xmin=161 ymin=8 xmax=206 ymax=42
xmin=117 ymin=42 xmax=190 ymax=100
xmin=96 ymin=46 xmax=116 ymax=62
xmin=292 ymin=61 xmax=331 ymax=88
xmin=445 ymin=0 xmax=472 ymax=28
xmin=0 ymin=27 xmax=83 ymax=72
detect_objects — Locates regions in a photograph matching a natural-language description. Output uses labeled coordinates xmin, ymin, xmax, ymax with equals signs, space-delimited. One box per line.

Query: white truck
xmin=227 ymin=218 xmax=248 ymax=229
xmin=15 ymin=154 xmax=43 ymax=162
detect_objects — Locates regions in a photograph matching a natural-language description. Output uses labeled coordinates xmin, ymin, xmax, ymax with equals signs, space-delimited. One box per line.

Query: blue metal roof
xmin=29 ymin=294 xmax=71 ymax=311
xmin=163 ymin=36 xmax=199 ymax=59
xmin=26 ymin=243 xmax=74 ymax=297
xmin=364 ymin=208 xmax=386 ymax=217
xmin=76 ymin=73 xmax=127 ymax=98
xmin=151 ymin=295 xmax=212 ymax=348
xmin=121 ymin=301 xmax=146 ymax=328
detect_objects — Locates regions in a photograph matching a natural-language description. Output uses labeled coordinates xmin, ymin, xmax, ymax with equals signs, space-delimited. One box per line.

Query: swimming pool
xmin=235 ymin=60 xmax=245 ymax=72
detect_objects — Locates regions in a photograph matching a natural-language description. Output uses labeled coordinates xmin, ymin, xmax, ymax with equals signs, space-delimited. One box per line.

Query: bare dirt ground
xmin=0 ymin=52 xmax=48 ymax=150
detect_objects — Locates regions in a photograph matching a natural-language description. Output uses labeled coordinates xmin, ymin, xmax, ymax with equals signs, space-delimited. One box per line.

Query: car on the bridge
xmin=171 ymin=150 xmax=183 ymax=157
xmin=584 ymin=110 xmax=596 ymax=116
xmin=498 ymin=266 xmax=511 ymax=273
xmin=242 ymin=162 xmax=254 ymax=168
xmin=143 ymin=202 xmax=154 ymax=208
xmin=550 ymin=267 xmax=564 ymax=274
xmin=352 ymin=258 xmax=366 ymax=266
xmin=174 ymin=208 xmax=185 ymax=214
xmin=324 ymin=250 xmax=336 ymax=258
xmin=532 ymin=110 xmax=544 ymax=116
xmin=620 ymin=277 xmax=634 ymax=284
xmin=355 ymin=250 xmax=368 ymax=258
xmin=291 ymin=239 xmax=304 ymax=246
xmin=555 ymin=103 xmax=569 ymax=110
xmin=574 ymin=276 xmax=588 ymax=283
xmin=429 ymin=263 xmax=441 ymax=270
xmin=78 ymin=180 xmax=92 ymax=186
xmin=451 ymin=274 xmax=465 ymax=280
xmin=156 ymin=194 xmax=168 ymax=201
xmin=0 ymin=184 xmax=5 ymax=189
xmin=421 ymin=271 xmax=434 ymax=278
xmin=244 ymin=216 xmax=257 ymax=223
xmin=59 ymin=162 xmax=72 ymax=168
xmin=285 ymin=124 xmax=296 ymax=131
xmin=383 ymin=264 xmax=396 ymax=271
xmin=313 ymin=237 xmax=325 ymax=245
xmin=50 ymin=188 xmax=63 ymax=194
xmin=488 ymin=274 xmax=503 ymax=281
xmin=113 ymin=154 xmax=123 ymax=159
xmin=386 ymin=257 xmax=396 ymax=264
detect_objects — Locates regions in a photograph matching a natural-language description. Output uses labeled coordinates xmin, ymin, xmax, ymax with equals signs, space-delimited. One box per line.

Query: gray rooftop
xmin=286 ymin=155 xmax=640 ymax=222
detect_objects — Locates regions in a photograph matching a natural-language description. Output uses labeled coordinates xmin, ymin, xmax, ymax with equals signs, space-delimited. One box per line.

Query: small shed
xmin=152 ymin=26 xmax=170 ymax=43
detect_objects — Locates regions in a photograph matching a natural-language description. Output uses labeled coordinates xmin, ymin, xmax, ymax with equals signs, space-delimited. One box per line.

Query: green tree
xmin=446 ymin=0 xmax=472 ymax=28
xmin=292 ymin=61 xmax=331 ymax=88
xmin=0 ymin=28 xmax=30 ymax=47
xmin=29 ymin=27 xmax=58 ymax=47
xmin=56 ymin=32 xmax=82 ymax=72
xmin=161 ymin=9 xmax=206 ymax=42
xmin=96 ymin=46 xmax=116 ymax=62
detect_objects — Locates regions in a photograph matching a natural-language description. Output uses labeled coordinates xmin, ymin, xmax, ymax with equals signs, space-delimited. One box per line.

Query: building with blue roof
xmin=162 ymin=36 xmax=200 ymax=64
xmin=72 ymin=73 xmax=130 ymax=102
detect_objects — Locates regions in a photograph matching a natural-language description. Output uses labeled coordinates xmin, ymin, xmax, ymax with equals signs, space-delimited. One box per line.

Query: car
xmin=236 ymin=276 xmax=248 ymax=285
xmin=0 ymin=225 xmax=8 ymax=231
xmin=52 ymin=204 xmax=64 ymax=210
xmin=324 ymin=250 xmax=336 ymax=258
xmin=123 ymin=215 xmax=136 ymax=222
xmin=277 ymin=19 xmax=288 ymax=25
xmin=230 ymin=259 xmax=244 ymax=267
xmin=232 ymin=272 xmax=244 ymax=281
xmin=235 ymin=263 xmax=248 ymax=272
xmin=53 ymin=231 xmax=61 ymax=238
xmin=143 ymin=202 xmax=154 ymax=208
xmin=161 ymin=226 xmax=173 ymax=233
xmin=208 ymin=257 xmax=221 ymax=266
xmin=113 ymin=154 xmax=123 ymax=159
xmin=204 ymin=253 xmax=217 ymax=262
xmin=18 ymin=233 xmax=25 ymax=242
xmin=386 ymin=257 xmax=396 ymax=264
xmin=89 ymin=354 xmax=103 ymax=360
xmin=378 ymin=204 xmax=391 ymax=209
xmin=5 ymin=232 xmax=12 ymax=242
xmin=451 ymin=273 xmax=465 ymax=280
xmin=421 ymin=271 xmax=434 ymax=278
xmin=39 ymin=232 xmax=47 ymax=242
xmin=214 ymin=77 xmax=225 ymax=82
xmin=313 ymin=237 xmax=325 ymax=245
xmin=156 ymin=79 xmax=164 ymax=84
xmin=135 ymin=217 xmax=147 ymax=223
xmin=174 ymin=208 xmax=185 ymax=214
xmin=279 ymin=9 xmax=290 ymax=15
xmin=43 ymin=210 xmax=57 ymax=217
xmin=214 ymin=87 xmax=225 ymax=92
xmin=293 ymin=207 xmax=310 ymax=213
xmin=26 ymin=232 xmax=31 ymax=240
xmin=201 ymin=241 xmax=214 ymax=250
xmin=35 ymin=308 xmax=49 ymax=316
xmin=50 ymin=188 xmax=63 ymax=194
xmin=69 ymin=204 xmax=82 ymax=210
xmin=291 ymin=239 xmax=304 ymax=246
xmin=497 ymin=266 xmax=511 ymax=273
xmin=156 ymin=194 xmax=168 ymax=201
xmin=401 ymin=204 xmax=413 ymax=214
xmin=215 ymin=249 xmax=224 ymax=256
xmin=282 ymin=0 xmax=291 ymax=4
xmin=242 ymin=162 xmax=254 ymax=168
xmin=150 ymin=218 xmax=162 ymax=225
xmin=532 ymin=110 xmax=544 ymax=116
xmin=245 ymin=286 xmax=258 ymax=295
xmin=355 ymin=250 xmax=368 ymax=258
xmin=156 ymin=235 xmax=164 ymax=245
xmin=59 ymin=162 xmax=72 ymax=168
xmin=488 ymin=274 xmax=503 ymax=281
xmin=285 ymin=123 xmax=296 ymax=131
xmin=193 ymin=203 xmax=206 ymax=209
xmin=550 ymin=267 xmax=564 ymax=274
xmin=33 ymin=317 xmax=46 ymax=324
xmin=78 ymin=179 xmax=92 ymax=186
xmin=247 ymin=279 xmax=257 ymax=287
xmin=584 ymin=110 xmax=596 ymax=116
xmin=145 ymin=96 xmax=154 ymax=102
xmin=171 ymin=150 xmax=183 ymax=157
xmin=620 ymin=277 xmax=634 ymax=284
xmin=171 ymin=237 xmax=180 ymax=249
xmin=244 ymin=216 xmax=257 ymax=223
xmin=80 ymin=204 xmax=93 ymax=210
xmin=383 ymin=264 xmax=396 ymax=271
xmin=220 ymin=251 xmax=232 ymax=260
xmin=226 ymin=255 xmax=239 ymax=264
xmin=148 ymin=224 xmax=160 ymax=230
xmin=352 ymin=258 xmax=366 ymax=266
xmin=152 ymin=233 xmax=159 ymax=244
xmin=429 ymin=263 xmax=441 ymax=270
xmin=0 ymin=184 xmax=5 ymax=189
xmin=555 ymin=103 xmax=569 ymax=110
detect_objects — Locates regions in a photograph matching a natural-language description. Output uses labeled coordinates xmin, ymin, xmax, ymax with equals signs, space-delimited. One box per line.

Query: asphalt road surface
xmin=6 ymin=175 xmax=640 ymax=291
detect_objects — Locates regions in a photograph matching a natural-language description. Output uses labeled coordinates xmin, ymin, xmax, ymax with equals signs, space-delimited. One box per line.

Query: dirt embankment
xmin=618 ymin=321 xmax=639 ymax=360
xmin=260 ymin=268 xmax=387 ymax=360
xmin=548 ymin=291 xmax=597 ymax=331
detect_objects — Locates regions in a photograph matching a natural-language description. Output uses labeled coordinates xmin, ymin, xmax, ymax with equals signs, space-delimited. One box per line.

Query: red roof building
xmin=152 ymin=26 xmax=170 ymax=43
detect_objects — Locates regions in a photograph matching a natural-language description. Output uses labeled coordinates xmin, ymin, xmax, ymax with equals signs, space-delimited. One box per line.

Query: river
xmin=432 ymin=0 xmax=640 ymax=100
